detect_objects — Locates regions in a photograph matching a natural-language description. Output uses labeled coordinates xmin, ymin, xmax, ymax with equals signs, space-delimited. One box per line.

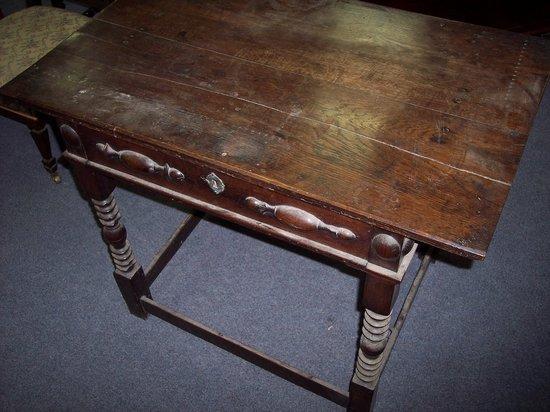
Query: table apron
xmin=58 ymin=122 xmax=415 ymax=279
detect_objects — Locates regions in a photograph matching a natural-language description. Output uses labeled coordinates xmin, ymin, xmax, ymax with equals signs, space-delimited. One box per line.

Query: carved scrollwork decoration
xmin=245 ymin=196 xmax=357 ymax=240
xmin=96 ymin=143 xmax=185 ymax=183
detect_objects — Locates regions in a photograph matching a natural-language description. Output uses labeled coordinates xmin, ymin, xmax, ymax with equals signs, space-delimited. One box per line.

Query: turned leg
xmin=349 ymin=274 xmax=399 ymax=411
xmin=73 ymin=165 xmax=150 ymax=318
xmin=29 ymin=120 xmax=60 ymax=183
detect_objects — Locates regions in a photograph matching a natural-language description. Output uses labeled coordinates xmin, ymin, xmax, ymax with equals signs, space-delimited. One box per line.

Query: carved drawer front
xmin=62 ymin=123 xmax=379 ymax=263
xmin=94 ymin=142 xmax=186 ymax=184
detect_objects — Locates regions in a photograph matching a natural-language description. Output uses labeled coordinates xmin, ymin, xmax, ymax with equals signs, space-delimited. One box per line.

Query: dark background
xmin=368 ymin=0 xmax=550 ymax=35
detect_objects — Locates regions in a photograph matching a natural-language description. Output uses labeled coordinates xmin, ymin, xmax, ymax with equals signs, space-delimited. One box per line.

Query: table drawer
xmin=61 ymin=123 xmax=383 ymax=266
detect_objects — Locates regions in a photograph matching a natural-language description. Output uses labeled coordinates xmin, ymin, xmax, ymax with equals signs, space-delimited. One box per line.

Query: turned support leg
xmin=73 ymin=165 xmax=150 ymax=318
xmin=348 ymin=274 xmax=399 ymax=411
xmin=91 ymin=194 xmax=151 ymax=318
xmin=29 ymin=121 xmax=60 ymax=183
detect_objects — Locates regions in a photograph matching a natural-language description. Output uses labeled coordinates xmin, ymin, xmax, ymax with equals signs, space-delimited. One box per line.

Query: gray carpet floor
xmin=1 ymin=4 xmax=550 ymax=411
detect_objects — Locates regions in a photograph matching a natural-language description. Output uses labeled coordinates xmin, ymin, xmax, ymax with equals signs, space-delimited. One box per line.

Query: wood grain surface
xmin=2 ymin=0 xmax=548 ymax=259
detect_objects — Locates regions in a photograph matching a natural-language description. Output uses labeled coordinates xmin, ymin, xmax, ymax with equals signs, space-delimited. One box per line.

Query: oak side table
xmin=2 ymin=0 xmax=548 ymax=410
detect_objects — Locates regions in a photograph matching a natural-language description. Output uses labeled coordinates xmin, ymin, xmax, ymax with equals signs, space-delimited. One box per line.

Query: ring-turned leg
xmin=29 ymin=120 xmax=60 ymax=183
xmin=349 ymin=274 xmax=399 ymax=411
xmin=73 ymin=165 xmax=150 ymax=318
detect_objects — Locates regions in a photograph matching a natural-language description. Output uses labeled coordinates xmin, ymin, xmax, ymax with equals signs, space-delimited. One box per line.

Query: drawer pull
xmin=203 ymin=172 xmax=225 ymax=195
xmin=96 ymin=143 xmax=185 ymax=183
xmin=245 ymin=197 xmax=357 ymax=240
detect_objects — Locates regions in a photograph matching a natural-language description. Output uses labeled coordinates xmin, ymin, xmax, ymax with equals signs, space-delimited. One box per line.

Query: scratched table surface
xmin=2 ymin=0 xmax=549 ymax=259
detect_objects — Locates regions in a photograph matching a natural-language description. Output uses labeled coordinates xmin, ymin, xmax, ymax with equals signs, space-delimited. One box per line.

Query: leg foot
xmin=349 ymin=376 xmax=377 ymax=412
xmin=51 ymin=172 xmax=61 ymax=184
xmin=29 ymin=123 xmax=59 ymax=183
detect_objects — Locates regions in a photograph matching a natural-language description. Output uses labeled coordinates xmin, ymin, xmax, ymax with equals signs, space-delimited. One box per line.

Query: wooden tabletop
xmin=2 ymin=0 xmax=549 ymax=259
